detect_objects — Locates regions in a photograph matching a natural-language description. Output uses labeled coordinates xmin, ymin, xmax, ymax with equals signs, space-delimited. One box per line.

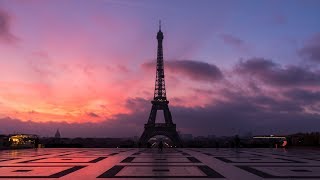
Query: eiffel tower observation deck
xmin=139 ymin=22 xmax=182 ymax=147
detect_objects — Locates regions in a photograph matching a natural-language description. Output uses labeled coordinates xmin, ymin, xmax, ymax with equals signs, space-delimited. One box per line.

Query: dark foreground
xmin=0 ymin=148 xmax=320 ymax=179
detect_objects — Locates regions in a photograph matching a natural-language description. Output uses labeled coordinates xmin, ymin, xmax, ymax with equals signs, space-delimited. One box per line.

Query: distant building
xmin=194 ymin=136 xmax=208 ymax=141
xmin=208 ymin=134 xmax=216 ymax=139
xmin=180 ymin=134 xmax=193 ymax=141
xmin=0 ymin=135 xmax=9 ymax=148
xmin=55 ymin=129 xmax=61 ymax=139
xmin=132 ymin=136 xmax=139 ymax=142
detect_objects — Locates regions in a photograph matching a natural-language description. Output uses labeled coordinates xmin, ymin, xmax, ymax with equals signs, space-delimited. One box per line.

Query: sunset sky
xmin=1 ymin=0 xmax=320 ymax=137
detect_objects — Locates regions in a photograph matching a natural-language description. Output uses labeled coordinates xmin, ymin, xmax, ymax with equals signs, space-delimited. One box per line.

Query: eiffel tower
xmin=139 ymin=22 xmax=182 ymax=147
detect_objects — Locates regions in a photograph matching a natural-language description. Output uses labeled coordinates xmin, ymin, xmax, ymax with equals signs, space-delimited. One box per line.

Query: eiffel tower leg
xmin=139 ymin=129 xmax=149 ymax=147
xmin=170 ymin=131 xmax=183 ymax=147
xmin=147 ymin=105 xmax=157 ymax=124
xmin=163 ymin=106 xmax=173 ymax=124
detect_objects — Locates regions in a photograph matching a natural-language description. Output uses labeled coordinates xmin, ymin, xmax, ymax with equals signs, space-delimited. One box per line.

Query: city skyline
xmin=1 ymin=0 xmax=320 ymax=137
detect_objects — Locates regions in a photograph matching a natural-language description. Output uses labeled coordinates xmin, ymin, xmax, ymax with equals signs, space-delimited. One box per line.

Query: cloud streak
xmin=0 ymin=8 xmax=18 ymax=44
xmin=142 ymin=60 xmax=223 ymax=83
xmin=235 ymin=58 xmax=320 ymax=87
xmin=220 ymin=33 xmax=245 ymax=48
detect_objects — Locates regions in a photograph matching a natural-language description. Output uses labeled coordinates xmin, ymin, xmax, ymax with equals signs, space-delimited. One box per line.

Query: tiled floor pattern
xmin=0 ymin=148 xmax=319 ymax=179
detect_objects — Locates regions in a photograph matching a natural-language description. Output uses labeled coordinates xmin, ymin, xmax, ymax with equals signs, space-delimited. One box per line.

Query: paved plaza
xmin=0 ymin=148 xmax=320 ymax=179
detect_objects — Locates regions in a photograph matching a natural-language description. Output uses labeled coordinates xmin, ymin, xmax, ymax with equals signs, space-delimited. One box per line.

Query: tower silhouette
xmin=139 ymin=22 xmax=182 ymax=147
xmin=54 ymin=129 xmax=61 ymax=139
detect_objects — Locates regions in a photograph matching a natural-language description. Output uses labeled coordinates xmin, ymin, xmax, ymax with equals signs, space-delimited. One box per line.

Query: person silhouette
xmin=158 ymin=141 xmax=163 ymax=152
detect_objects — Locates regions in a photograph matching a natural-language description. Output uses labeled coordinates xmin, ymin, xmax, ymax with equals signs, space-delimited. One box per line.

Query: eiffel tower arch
xmin=139 ymin=22 xmax=182 ymax=147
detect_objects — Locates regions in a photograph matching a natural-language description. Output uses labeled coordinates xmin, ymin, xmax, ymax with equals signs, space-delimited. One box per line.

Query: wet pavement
xmin=0 ymin=148 xmax=320 ymax=179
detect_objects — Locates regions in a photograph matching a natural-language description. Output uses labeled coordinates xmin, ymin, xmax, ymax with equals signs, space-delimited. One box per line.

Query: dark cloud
xmin=124 ymin=97 xmax=150 ymax=112
xmin=170 ymin=88 xmax=320 ymax=135
xmin=142 ymin=60 xmax=223 ymax=83
xmin=235 ymin=58 xmax=320 ymax=86
xmin=284 ymin=89 xmax=320 ymax=104
xmin=220 ymin=33 xmax=245 ymax=48
xmin=298 ymin=33 xmax=320 ymax=62
xmin=219 ymin=89 xmax=303 ymax=113
xmin=0 ymin=9 xmax=19 ymax=44
xmin=28 ymin=110 xmax=38 ymax=114
xmin=87 ymin=112 xmax=100 ymax=118
xmin=117 ymin=64 xmax=130 ymax=73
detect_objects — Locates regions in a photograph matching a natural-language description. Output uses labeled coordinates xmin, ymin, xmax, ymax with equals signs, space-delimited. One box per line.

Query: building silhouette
xmin=55 ymin=129 xmax=61 ymax=139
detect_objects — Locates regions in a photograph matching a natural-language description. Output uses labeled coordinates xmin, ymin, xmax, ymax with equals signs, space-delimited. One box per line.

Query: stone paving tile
xmin=0 ymin=148 xmax=319 ymax=179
